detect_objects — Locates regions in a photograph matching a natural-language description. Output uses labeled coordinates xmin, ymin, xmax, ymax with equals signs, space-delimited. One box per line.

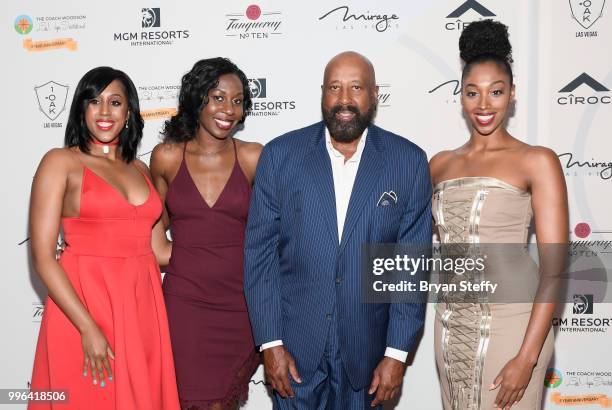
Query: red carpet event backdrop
xmin=2 ymin=1 xmax=611 ymax=408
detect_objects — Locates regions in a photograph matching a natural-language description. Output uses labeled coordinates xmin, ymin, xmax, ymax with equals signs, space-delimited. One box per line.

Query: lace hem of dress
xmin=180 ymin=350 xmax=261 ymax=410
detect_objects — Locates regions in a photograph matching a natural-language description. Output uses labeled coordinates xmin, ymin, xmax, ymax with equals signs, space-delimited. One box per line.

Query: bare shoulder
xmin=133 ymin=158 xmax=151 ymax=176
xmin=235 ymin=139 xmax=263 ymax=164
xmin=151 ymin=142 xmax=183 ymax=163
xmin=520 ymin=145 xmax=564 ymax=182
xmin=429 ymin=150 xmax=456 ymax=182
xmin=150 ymin=142 xmax=183 ymax=174
xmin=37 ymin=147 xmax=79 ymax=174
xmin=236 ymin=139 xmax=263 ymax=155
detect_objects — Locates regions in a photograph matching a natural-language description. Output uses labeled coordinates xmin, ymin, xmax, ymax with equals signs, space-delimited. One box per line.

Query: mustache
xmin=330 ymin=105 xmax=360 ymax=115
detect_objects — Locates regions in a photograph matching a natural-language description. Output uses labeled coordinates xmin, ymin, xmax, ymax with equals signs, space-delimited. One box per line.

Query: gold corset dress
xmin=432 ymin=177 xmax=553 ymax=410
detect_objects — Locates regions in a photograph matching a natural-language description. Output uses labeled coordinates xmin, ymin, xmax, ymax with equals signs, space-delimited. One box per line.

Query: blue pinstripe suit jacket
xmin=244 ymin=121 xmax=432 ymax=389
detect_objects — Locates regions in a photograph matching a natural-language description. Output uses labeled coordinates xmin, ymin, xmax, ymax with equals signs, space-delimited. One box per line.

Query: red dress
xmin=29 ymin=166 xmax=180 ymax=410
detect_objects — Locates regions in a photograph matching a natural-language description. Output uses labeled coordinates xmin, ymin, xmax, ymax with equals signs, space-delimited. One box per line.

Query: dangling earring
xmin=125 ymin=121 xmax=129 ymax=129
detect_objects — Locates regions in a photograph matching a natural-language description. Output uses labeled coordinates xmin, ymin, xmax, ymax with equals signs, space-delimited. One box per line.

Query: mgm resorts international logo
xmin=428 ymin=79 xmax=461 ymax=104
xmin=444 ymin=0 xmax=496 ymax=31
xmin=113 ymin=8 xmax=190 ymax=47
xmin=247 ymin=78 xmax=296 ymax=117
xmin=557 ymin=72 xmax=611 ymax=105
xmin=33 ymin=302 xmax=44 ymax=322
xmin=552 ymin=294 xmax=612 ymax=333
xmin=34 ymin=81 xmax=69 ymax=128
xmin=318 ymin=5 xmax=400 ymax=33
xmin=570 ymin=0 xmax=606 ymax=37
xmin=225 ymin=5 xmax=283 ymax=40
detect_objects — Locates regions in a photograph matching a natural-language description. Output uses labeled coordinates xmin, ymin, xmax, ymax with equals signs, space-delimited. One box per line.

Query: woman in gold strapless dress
xmin=429 ymin=21 xmax=568 ymax=410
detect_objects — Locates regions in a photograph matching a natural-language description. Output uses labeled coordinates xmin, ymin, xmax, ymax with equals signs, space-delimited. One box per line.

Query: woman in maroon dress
xmin=150 ymin=58 xmax=262 ymax=409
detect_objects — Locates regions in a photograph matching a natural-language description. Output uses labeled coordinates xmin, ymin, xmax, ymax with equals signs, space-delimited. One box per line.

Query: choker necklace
xmin=91 ymin=138 xmax=119 ymax=154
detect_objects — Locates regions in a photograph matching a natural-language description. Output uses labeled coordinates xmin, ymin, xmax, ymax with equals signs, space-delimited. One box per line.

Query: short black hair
xmin=162 ymin=57 xmax=252 ymax=143
xmin=64 ymin=66 xmax=144 ymax=162
xmin=459 ymin=20 xmax=513 ymax=85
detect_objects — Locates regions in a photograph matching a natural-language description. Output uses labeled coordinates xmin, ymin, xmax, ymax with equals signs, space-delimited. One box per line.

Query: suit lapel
xmin=303 ymin=123 xmax=339 ymax=244
xmin=339 ymin=125 xmax=385 ymax=254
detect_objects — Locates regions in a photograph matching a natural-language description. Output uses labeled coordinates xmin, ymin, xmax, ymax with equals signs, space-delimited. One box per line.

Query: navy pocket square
xmin=377 ymin=191 xmax=397 ymax=207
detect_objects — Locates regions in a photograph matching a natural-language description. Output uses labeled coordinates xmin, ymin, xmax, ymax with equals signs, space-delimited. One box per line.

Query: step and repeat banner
xmin=1 ymin=1 xmax=611 ymax=408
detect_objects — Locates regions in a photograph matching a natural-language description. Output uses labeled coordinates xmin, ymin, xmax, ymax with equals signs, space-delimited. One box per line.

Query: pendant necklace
xmin=91 ymin=138 xmax=119 ymax=154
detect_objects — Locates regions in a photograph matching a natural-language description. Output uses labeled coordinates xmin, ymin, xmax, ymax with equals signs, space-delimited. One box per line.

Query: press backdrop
xmin=2 ymin=1 xmax=611 ymax=408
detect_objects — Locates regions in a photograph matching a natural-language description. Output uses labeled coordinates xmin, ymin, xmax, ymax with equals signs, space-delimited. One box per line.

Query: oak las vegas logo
xmin=444 ymin=0 xmax=496 ymax=31
xmin=569 ymin=0 xmax=606 ymax=37
xmin=557 ymin=73 xmax=611 ymax=105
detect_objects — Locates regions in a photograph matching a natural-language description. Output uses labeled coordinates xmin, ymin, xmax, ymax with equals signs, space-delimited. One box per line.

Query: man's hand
xmin=263 ymin=345 xmax=302 ymax=398
xmin=368 ymin=356 xmax=406 ymax=407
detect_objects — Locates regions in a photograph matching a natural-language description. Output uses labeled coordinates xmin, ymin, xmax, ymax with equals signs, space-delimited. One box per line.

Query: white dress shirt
xmin=261 ymin=127 xmax=408 ymax=363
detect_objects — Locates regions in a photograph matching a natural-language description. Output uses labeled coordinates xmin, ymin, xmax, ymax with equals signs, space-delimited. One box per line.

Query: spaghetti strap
xmin=232 ymin=138 xmax=237 ymax=160
xmin=183 ymin=141 xmax=187 ymax=159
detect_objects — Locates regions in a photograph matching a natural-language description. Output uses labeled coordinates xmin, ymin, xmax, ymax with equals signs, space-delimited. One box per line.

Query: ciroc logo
xmin=557 ymin=73 xmax=611 ymax=105
xmin=445 ymin=0 xmax=495 ymax=31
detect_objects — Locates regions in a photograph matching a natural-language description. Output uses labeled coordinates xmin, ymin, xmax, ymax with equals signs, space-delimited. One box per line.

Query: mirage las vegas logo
xmin=444 ymin=0 xmax=496 ymax=31
xmin=557 ymin=73 xmax=610 ymax=105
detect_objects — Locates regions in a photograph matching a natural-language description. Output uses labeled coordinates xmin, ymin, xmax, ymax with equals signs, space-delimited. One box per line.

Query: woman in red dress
xmin=28 ymin=66 xmax=180 ymax=410
xmin=150 ymin=58 xmax=262 ymax=409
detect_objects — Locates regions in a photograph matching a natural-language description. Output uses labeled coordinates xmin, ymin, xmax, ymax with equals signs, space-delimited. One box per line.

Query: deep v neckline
xmin=182 ymin=141 xmax=238 ymax=210
xmin=84 ymin=166 xmax=152 ymax=208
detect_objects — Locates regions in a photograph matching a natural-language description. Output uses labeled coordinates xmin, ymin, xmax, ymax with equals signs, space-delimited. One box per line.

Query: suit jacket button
xmin=326 ymin=314 xmax=332 ymax=320
xmin=335 ymin=277 xmax=342 ymax=284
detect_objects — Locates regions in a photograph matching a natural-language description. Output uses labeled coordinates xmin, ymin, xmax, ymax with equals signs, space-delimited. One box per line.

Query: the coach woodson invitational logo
xmin=34 ymin=81 xmax=69 ymax=128
xmin=544 ymin=368 xmax=563 ymax=388
xmin=547 ymin=368 xmax=612 ymax=407
xmin=15 ymin=15 xmax=33 ymax=35
xmin=559 ymin=152 xmax=612 ymax=180
xmin=570 ymin=0 xmax=606 ymax=37
xmin=557 ymin=73 xmax=611 ymax=105
xmin=225 ymin=5 xmax=283 ymax=40
xmin=247 ymin=77 xmax=296 ymax=117
xmin=318 ymin=5 xmax=400 ymax=33
xmin=113 ymin=8 xmax=190 ymax=47
xmin=444 ymin=0 xmax=496 ymax=31
xmin=15 ymin=13 xmax=85 ymax=52
xmin=428 ymin=79 xmax=461 ymax=104
xmin=138 ymin=83 xmax=180 ymax=120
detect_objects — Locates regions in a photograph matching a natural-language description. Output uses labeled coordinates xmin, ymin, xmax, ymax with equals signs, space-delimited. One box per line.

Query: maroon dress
xmin=163 ymin=140 xmax=259 ymax=409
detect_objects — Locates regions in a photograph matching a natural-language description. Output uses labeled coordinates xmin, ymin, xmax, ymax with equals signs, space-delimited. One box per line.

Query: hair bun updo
xmin=459 ymin=19 xmax=513 ymax=65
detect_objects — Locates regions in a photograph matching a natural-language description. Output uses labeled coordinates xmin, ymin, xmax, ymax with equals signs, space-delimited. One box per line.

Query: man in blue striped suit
xmin=244 ymin=51 xmax=432 ymax=409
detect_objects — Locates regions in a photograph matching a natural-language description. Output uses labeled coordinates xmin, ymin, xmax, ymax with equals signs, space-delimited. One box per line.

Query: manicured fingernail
xmin=83 ymin=371 xmax=87 ymax=377
xmin=93 ymin=379 xmax=97 ymax=385
xmin=109 ymin=376 xmax=113 ymax=381
xmin=489 ymin=384 xmax=495 ymax=389
xmin=100 ymin=381 xmax=105 ymax=388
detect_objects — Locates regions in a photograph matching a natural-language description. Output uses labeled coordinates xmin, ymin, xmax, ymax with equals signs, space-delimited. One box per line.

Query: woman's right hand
xmin=81 ymin=323 xmax=114 ymax=387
